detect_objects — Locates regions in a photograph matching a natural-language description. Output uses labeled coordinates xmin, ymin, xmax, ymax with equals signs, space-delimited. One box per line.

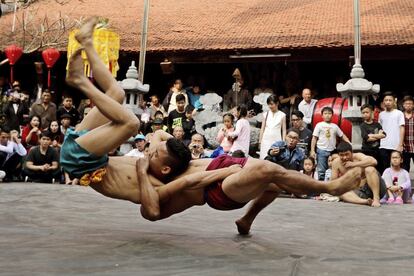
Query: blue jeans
xmin=316 ymin=148 xmax=332 ymax=181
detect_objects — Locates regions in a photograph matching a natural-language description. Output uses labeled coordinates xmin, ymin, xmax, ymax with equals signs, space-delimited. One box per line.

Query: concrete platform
xmin=1 ymin=183 xmax=414 ymax=276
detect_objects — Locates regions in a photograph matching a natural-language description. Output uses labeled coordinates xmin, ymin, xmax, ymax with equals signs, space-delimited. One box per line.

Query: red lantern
xmin=4 ymin=45 xmax=23 ymax=83
xmin=42 ymin=48 xmax=60 ymax=88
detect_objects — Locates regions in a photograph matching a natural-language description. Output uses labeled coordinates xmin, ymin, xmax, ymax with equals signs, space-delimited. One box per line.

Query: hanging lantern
xmin=42 ymin=48 xmax=60 ymax=88
xmin=4 ymin=45 xmax=23 ymax=83
xmin=67 ymin=21 xmax=120 ymax=78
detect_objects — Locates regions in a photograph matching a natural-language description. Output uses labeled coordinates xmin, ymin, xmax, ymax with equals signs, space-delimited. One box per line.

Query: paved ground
xmin=1 ymin=183 xmax=414 ymax=276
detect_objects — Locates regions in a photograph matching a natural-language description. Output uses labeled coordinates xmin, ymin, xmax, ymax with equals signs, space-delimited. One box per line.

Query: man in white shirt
xmin=0 ymin=128 xmax=27 ymax=181
xmin=298 ymin=88 xmax=318 ymax=129
xmin=378 ymin=92 xmax=405 ymax=173
xmin=125 ymin=134 xmax=146 ymax=158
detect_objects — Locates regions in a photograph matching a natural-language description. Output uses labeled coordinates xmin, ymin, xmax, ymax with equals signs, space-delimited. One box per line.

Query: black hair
xmin=28 ymin=115 xmax=42 ymax=130
xmin=154 ymin=110 xmax=164 ymax=118
xmin=304 ymin=156 xmax=316 ymax=166
xmin=185 ymin=105 xmax=195 ymax=113
xmin=383 ymin=91 xmax=395 ymax=99
xmin=42 ymin=89 xmax=51 ymax=95
xmin=62 ymin=94 xmax=72 ymax=100
xmin=266 ymin=95 xmax=279 ymax=105
xmin=176 ymin=94 xmax=186 ymax=103
xmin=231 ymin=150 xmax=245 ymax=158
xmin=237 ymin=105 xmax=248 ymax=118
xmin=291 ymin=110 xmax=304 ymax=119
xmin=165 ymin=138 xmax=192 ymax=177
xmin=286 ymin=128 xmax=300 ymax=136
xmin=223 ymin=113 xmax=234 ymax=121
xmin=321 ymin=106 xmax=333 ymax=115
xmin=360 ymin=104 xmax=373 ymax=112
xmin=390 ymin=150 xmax=402 ymax=158
xmin=402 ymin=95 xmax=414 ymax=103
xmin=144 ymin=143 xmax=150 ymax=149
xmin=0 ymin=126 xmax=11 ymax=134
xmin=40 ymin=130 xmax=52 ymax=139
xmin=336 ymin=141 xmax=353 ymax=153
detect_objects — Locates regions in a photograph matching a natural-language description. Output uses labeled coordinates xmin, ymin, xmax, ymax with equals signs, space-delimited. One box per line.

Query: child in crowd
xmin=21 ymin=115 xmax=41 ymax=150
xmin=228 ymin=105 xmax=251 ymax=156
xmin=56 ymin=95 xmax=80 ymax=127
xmin=213 ymin=113 xmax=235 ymax=157
xmin=182 ymin=105 xmax=196 ymax=142
xmin=48 ymin=120 xmax=65 ymax=151
xmin=153 ymin=111 xmax=168 ymax=132
xmin=187 ymin=84 xmax=203 ymax=110
xmin=360 ymin=104 xmax=386 ymax=160
xmin=324 ymin=155 xmax=334 ymax=182
xmin=167 ymin=94 xmax=187 ymax=132
xmin=311 ymin=106 xmax=350 ymax=180
xmin=382 ymin=151 xmax=412 ymax=204
xmin=301 ymin=156 xmax=318 ymax=180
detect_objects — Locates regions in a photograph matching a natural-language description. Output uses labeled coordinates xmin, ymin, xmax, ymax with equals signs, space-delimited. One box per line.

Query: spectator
xmin=143 ymin=143 xmax=151 ymax=157
xmin=187 ymin=84 xmax=203 ymax=110
xmin=360 ymin=104 xmax=386 ymax=160
xmin=300 ymin=156 xmax=318 ymax=180
xmin=291 ymin=110 xmax=312 ymax=155
xmin=60 ymin=114 xmax=73 ymax=135
xmin=188 ymin=133 xmax=207 ymax=159
xmin=125 ymin=134 xmax=146 ymax=158
xmin=214 ymin=113 xmax=235 ymax=156
xmin=21 ymin=115 xmax=42 ymax=150
xmin=172 ymin=126 xmax=185 ymax=142
xmin=324 ymin=154 xmax=338 ymax=182
xmin=29 ymin=89 xmax=57 ymax=128
xmin=382 ymin=151 xmax=412 ymax=204
xmin=48 ymin=120 xmax=64 ymax=151
xmin=259 ymin=95 xmax=286 ymax=159
xmin=310 ymin=106 xmax=350 ymax=180
xmin=56 ymin=95 xmax=80 ymax=127
xmin=138 ymin=99 xmax=151 ymax=125
xmin=167 ymin=94 xmax=186 ymax=132
xmin=0 ymin=128 xmax=27 ymax=181
xmin=253 ymin=78 xmax=274 ymax=95
xmin=2 ymin=90 xmax=29 ymax=132
xmin=379 ymin=92 xmax=405 ymax=173
xmin=145 ymin=118 xmax=164 ymax=143
xmin=163 ymin=79 xmax=189 ymax=114
xmin=265 ymin=128 xmax=305 ymax=171
xmin=182 ymin=105 xmax=196 ymax=142
xmin=224 ymin=78 xmax=252 ymax=111
xmin=298 ymin=88 xmax=318 ymax=129
xmin=23 ymin=131 xmax=60 ymax=183
xmin=149 ymin=95 xmax=167 ymax=119
xmin=228 ymin=105 xmax=251 ymax=156
xmin=332 ymin=142 xmax=386 ymax=207
xmin=402 ymin=95 xmax=414 ymax=171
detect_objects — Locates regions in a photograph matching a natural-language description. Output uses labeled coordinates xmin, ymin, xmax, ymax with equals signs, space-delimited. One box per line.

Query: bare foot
xmin=371 ymin=199 xmax=381 ymax=207
xmin=66 ymin=48 xmax=87 ymax=88
xmin=235 ymin=218 xmax=251 ymax=235
xmin=328 ymin=168 xmax=361 ymax=196
xmin=72 ymin=178 xmax=79 ymax=185
xmin=365 ymin=198 xmax=373 ymax=206
xmin=75 ymin=17 xmax=99 ymax=45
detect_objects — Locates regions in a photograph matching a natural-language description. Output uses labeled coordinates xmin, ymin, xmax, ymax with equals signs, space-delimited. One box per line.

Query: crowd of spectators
xmin=0 ymin=75 xmax=413 ymax=206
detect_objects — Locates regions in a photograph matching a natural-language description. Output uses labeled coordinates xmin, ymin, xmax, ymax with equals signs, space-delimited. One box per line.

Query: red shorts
xmin=204 ymin=155 xmax=248 ymax=211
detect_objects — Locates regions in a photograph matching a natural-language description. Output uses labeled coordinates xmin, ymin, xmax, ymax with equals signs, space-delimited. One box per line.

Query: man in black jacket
xmin=2 ymin=91 xmax=29 ymax=132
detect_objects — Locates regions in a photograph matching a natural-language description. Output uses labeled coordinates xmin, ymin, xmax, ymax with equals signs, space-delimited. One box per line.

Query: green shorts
xmin=60 ymin=128 xmax=109 ymax=179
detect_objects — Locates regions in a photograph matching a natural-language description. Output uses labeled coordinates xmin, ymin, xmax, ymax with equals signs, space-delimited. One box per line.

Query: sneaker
xmin=0 ymin=170 xmax=5 ymax=181
xmin=394 ymin=197 xmax=403 ymax=205
xmin=387 ymin=197 xmax=395 ymax=204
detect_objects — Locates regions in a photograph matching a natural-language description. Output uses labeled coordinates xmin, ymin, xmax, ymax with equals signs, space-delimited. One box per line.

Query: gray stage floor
xmin=1 ymin=183 xmax=414 ymax=276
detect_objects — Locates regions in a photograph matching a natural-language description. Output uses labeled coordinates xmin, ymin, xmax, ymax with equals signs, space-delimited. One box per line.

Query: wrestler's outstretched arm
xmin=136 ymin=158 xmax=241 ymax=221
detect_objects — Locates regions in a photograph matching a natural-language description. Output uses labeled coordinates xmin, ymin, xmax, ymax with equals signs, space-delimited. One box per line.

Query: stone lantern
xmin=336 ymin=0 xmax=380 ymax=150
xmin=118 ymin=61 xmax=149 ymax=154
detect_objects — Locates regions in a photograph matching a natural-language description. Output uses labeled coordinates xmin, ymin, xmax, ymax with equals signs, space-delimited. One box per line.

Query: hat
xmin=134 ymin=134 xmax=146 ymax=141
xmin=152 ymin=118 xmax=163 ymax=125
xmin=60 ymin=114 xmax=72 ymax=119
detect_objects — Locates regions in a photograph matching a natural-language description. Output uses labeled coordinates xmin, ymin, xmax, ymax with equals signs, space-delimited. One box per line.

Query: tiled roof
xmin=1 ymin=0 xmax=414 ymax=53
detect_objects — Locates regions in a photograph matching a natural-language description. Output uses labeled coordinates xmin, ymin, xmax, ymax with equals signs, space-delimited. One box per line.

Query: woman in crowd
xmin=259 ymin=95 xmax=286 ymax=159
xmin=48 ymin=120 xmax=65 ymax=151
xmin=214 ymin=113 xmax=235 ymax=156
xmin=21 ymin=115 xmax=42 ymax=150
xmin=228 ymin=105 xmax=251 ymax=156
